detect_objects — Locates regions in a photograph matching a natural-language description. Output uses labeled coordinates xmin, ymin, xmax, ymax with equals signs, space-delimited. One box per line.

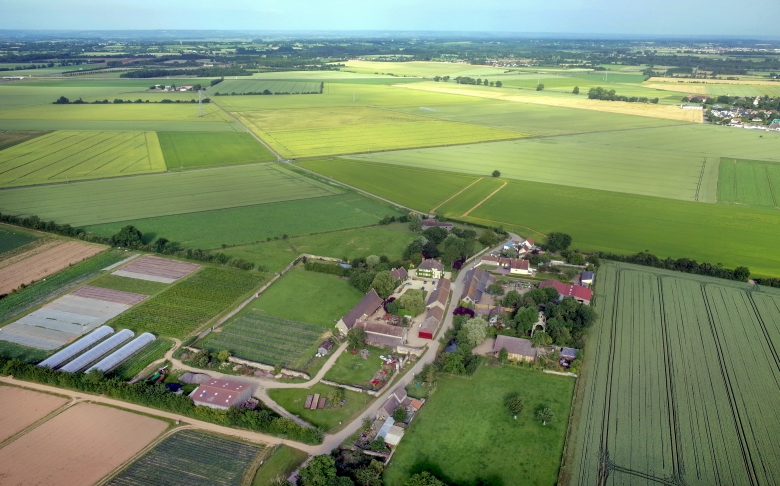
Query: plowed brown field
xmin=0 ymin=402 xmax=167 ymax=486
xmin=0 ymin=386 xmax=69 ymax=442
xmin=0 ymin=241 xmax=104 ymax=295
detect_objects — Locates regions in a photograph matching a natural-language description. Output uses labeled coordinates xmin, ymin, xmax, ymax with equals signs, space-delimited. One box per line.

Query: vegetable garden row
xmin=108 ymin=429 xmax=263 ymax=486
xmin=566 ymin=263 xmax=780 ymax=486
xmin=108 ymin=267 xmax=266 ymax=338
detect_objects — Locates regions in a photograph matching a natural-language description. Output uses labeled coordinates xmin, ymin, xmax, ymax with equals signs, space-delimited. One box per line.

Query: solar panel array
xmin=59 ymin=329 xmax=134 ymax=373
xmin=86 ymin=333 xmax=156 ymax=374
xmin=37 ymin=326 xmax=114 ymax=370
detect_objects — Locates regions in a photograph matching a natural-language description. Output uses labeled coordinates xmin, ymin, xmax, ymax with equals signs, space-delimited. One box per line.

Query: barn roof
xmin=341 ymin=289 xmax=383 ymax=330
xmin=493 ymin=335 xmax=537 ymax=358
xmin=539 ymin=280 xmax=593 ymax=302
xmin=191 ymin=379 xmax=251 ymax=408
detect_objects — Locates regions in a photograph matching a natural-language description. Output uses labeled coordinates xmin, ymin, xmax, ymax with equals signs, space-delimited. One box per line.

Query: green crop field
xmin=200 ymin=312 xmax=325 ymax=369
xmin=706 ymin=84 xmax=780 ymax=97
xmin=225 ymin=223 xmax=418 ymax=273
xmin=0 ymin=226 xmax=37 ymax=255
xmin=252 ymin=445 xmax=308 ymax=486
xmin=0 ymin=163 xmax=342 ymax=226
xmin=717 ymin=158 xmax=780 ymax=207
xmin=342 ymin=60 xmax=511 ymax=78
xmin=234 ymin=105 xmax=527 ymax=158
xmin=0 ymin=131 xmax=166 ymax=188
xmin=213 ymin=79 xmax=322 ymax=94
xmin=87 ymin=274 xmax=170 ymax=296
xmin=0 ymin=341 xmax=49 ymax=363
xmin=297 ymin=158 xmax=479 ymax=212
xmin=0 ymin=250 xmax=125 ymax=324
xmin=157 ymin=131 xmax=276 ymax=169
xmin=383 ymin=99 xmax=686 ymax=137
xmin=84 ymin=192 xmax=401 ymax=250
xmin=107 ymin=267 xmax=268 ymax=338
xmin=0 ymin=102 xmax=232 ymax=122
xmin=384 ymin=365 xmax=575 ymax=486
xmin=268 ymin=383 xmax=373 ymax=432
xmin=108 ymin=429 xmax=263 ymax=486
xmin=250 ymin=267 xmax=363 ymax=327
xmin=565 ymin=263 xmax=780 ymax=486
xmin=435 ymin=176 xmax=506 ymax=216
xmin=110 ymin=338 xmax=174 ymax=380
xmin=0 ymin=131 xmax=49 ymax=150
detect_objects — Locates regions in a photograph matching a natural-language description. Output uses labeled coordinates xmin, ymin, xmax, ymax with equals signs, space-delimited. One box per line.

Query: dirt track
xmin=0 ymin=241 xmax=104 ymax=294
xmin=0 ymin=401 xmax=167 ymax=486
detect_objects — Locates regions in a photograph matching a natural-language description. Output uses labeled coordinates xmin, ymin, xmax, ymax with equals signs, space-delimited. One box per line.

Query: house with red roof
xmin=539 ymin=280 xmax=593 ymax=305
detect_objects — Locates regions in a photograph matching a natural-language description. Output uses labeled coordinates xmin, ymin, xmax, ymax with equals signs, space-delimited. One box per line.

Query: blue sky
xmin=1 ymin=0 xmax=778 ymax=37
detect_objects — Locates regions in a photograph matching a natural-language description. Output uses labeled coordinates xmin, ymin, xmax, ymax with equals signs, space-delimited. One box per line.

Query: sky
xmin=1 ymin=0 xmax=778 ymax=37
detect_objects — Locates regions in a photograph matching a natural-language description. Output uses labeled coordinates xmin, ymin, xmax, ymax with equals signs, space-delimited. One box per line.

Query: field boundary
xmin=430 ymin=177 xmax=483 ymax=213
xmin=461 ymin=182 xmax=507 ymax=217
xmin=0 ymin=399 xmax=77 ymax=449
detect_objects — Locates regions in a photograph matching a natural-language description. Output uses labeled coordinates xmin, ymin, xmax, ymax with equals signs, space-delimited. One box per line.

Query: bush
xmin=505 ymin=394 xmax=524 ymax=415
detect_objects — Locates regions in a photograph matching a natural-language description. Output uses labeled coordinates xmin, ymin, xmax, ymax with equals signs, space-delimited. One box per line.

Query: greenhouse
xmin=86 ymin=333 xmax=156 ymax=374
xmin=37 ymin=326 xmax=114 ymax=369
xmin=60 ymin=329 xmax=134 ymax=373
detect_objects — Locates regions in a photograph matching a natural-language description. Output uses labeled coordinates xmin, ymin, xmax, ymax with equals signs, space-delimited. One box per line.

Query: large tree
xmin=347 ymin=328 xmax=366 ymax=350
xmin=398 ymin=290 xmax=425 ymax=316
xmin=478 ymin=229 xmax=500 ymax=247
xmin=405 ymin=472 xmax=446 ymax=486
xmin=110 ymin=225 xmax=143 ymax=247
xmin=297 ymin=455 xmax=337 ymax=486
xmin=545 ymin=232 xmax=572 ymax=252
xmin=423 ymin=226 xmax=448 ymax=244
xmin=370 ymin=271 xmax=397 ymax=299
xmin=460 ymin=318 xmax=488 ymax=347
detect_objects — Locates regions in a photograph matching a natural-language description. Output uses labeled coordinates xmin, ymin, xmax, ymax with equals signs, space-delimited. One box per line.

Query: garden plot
xmin=0 ymin=286 xmax=147 ymax=350
xmin=0 ymin=402 xmax=166 ymax=486
xmin=0 ymin=386 xmax=69 ymax=442
xmin=113 ymin=255 xmax=200 ymax=283
xmin=0 ymin=241 xmax=105 ymax=295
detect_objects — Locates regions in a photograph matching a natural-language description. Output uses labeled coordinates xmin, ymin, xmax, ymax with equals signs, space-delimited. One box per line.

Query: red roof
xmin=191 ymin=379 xmax=250 ymax=408
xmin=539 ymin=280 xmax=592 ymax=302
xmin=509 ymin=259 xmax=529 ymax=270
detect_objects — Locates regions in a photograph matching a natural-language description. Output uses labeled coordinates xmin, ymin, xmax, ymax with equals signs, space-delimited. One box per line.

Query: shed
xmin=493 ymin=335 xmax=537 ymax=362
xmin=318 ymin=340 xmax=334 ymax=355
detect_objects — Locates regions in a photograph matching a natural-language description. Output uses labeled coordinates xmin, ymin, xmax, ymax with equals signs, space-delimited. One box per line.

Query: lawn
xmin=0 ymin=130 xmax=166 ymax=188
xmin=87 ymin=274 xmax=170 ymax=296
xmin=252 ymin=445 xmax=309 ymax=486
xmin=0 ymin=163 xmax=341 ymax=226
xmin=225 ymin=223 xmax=418 ymax=273
xmin=199 ymin=311 xmax=325 ymax=370
xmin=717 ymin=157 xmax=780 ymax=207
xmin=107 ymin=267 xmax=269 ymax=338
xmin=323 ymin=345 xmax=386 ymax=386
xmin=267 ymin=383 xmax=373 ymax=432
xmin=157 ymin=131 xmax=276 ymax=169
xmin=564 ymin=263 xmax=780 ymax=486
xmin=249 ymin=266 xmax=363 ymax=327
xmin=383 ymin=365 xmax=575 ymax=486
xmin=84 ymin=193 xmax=403 ymax=250
xmin=297 ymin=158 xmax=480 ymax=212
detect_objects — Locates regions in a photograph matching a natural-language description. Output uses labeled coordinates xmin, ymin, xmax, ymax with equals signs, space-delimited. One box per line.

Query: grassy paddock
xmin=225 ymin=224 xmax=417 ymax=272
xmin=87 ymin=274 xmax=170 ymax=296
xmin=323 ymin=345 xmax=386 ymax=386
xmin=158 ymin=131 xmax=276 ymax=169
xmin=252 ymin=445 xmax=308 ymax=486
xmin=248 ymin=267 xmax=363 ymax=328
xmin=267 ymin=383 xmax=373 ymax=432
xmin=384 ymin=365 xmax=575 ymax=486
xmin=85 ymin=193 xmax=402 ymax=250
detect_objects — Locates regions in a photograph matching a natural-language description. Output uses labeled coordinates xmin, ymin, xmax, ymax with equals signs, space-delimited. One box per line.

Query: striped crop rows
xmin=567 ymin=263 xmax=780 ymax=486
xmin=201 ymin=312 xmax=324 ymax=368
xmin=109 ymin=429 xmax=263 ymax=486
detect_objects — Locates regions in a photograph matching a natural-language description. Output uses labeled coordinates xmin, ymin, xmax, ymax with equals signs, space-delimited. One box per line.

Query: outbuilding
xmin=190 ymin=379 xmax=253 ymax=410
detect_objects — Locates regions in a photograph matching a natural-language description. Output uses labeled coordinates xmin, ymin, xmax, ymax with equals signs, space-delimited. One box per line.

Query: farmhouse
xmin=493 ymin=335 xmax=537 ymax=362
xmin=376 ymin=385 xmax=412 ymax=421
xmin=417 ymin=259 xmax=444 ymax=279
xmin=508 ymin=258 xmax=533 ymax=275
xmin=189 ymin=379 xmax=253 ymax=410
xmin=336 ymin=289 xmax=384 ymax=335
xmin=460 ymin=267 xmax=495 ymax=305
xmin=356 ymin=321 xmax=407 ymax=348
xmin=539 ymin=280 xmax=593 ymax=305
xmin=419 ymin=306 xmax=444 ymax=340
xmin=421 ymin=219 xmax=454 ymax=231
xmin=391 ymin=267 xmax=409 ymax=281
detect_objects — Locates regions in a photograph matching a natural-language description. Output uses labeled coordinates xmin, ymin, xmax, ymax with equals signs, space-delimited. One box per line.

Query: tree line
xmin=0 ymin=213 xmax=256 ymax=271
xmin=588 ymin=87 xmax=658 ymax=103
xmin=120 ymin=67 xmax=250 ymax=78
xmin=53 ymin=96 xmax=210 ymax=105
xmin=0 ymin=357 xmax=322 ymax=444
xmin=594 ymin=250 xmax=750 ymax=281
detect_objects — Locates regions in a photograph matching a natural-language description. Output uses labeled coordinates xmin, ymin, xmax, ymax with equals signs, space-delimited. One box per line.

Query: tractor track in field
xmin=460 ymin=181 xmax=506 ymax=217
xmin=430 ymin=177 xmax=483 ymax=213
